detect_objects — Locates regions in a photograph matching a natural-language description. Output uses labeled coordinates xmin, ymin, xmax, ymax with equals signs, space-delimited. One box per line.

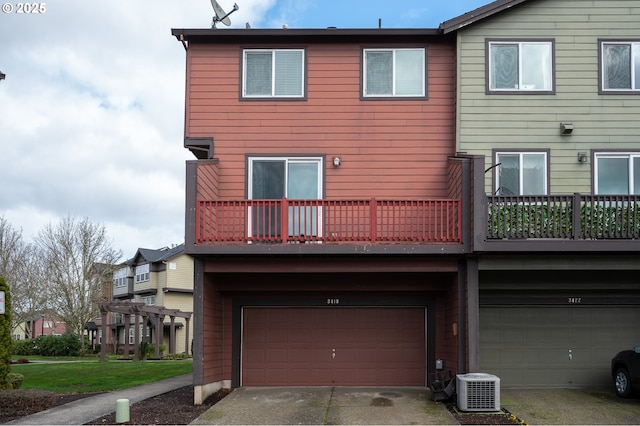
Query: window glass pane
xmin=395 ymin=49 xmax=424 ymax=96
xmin=521 ymin=43 xmax=551 ymax=90
xmin=366 ymin=51 xmax=393 ymax=95
xmin=598 ymin=157 xmax=629 ymax=194
xmin=246 ymin=52 xmax=273 ymax=96
xmin=252 ymin=160 xmax=285 ymax=199
xmin=522 ymin=153 xmax=546 ymax=194
xmin=634 ymin=44 xmax=640 ymax=90
xmin=288 ymin=162 xmax=319 ymax=199
xmin=491 ymin=44 xmax=518 ymax=89
xmin=497 ymin=154 xmax=519 ymax=195
xmin=634 ymin=157 xmax=640 ymax=194
xmin=603 ymin=44 xmax=631 ymax=89
xmin=274 ymin=50 xmax=303 ymax=96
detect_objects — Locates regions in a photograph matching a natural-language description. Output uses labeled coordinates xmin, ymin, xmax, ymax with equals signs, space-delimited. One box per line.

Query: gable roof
xmin=440 ymin=0 xmax=531 ymax=34
xmin=122 ymin=244 xmax=186 ymax=266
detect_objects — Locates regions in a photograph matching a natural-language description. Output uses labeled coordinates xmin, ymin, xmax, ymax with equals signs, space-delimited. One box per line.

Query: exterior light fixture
xmin=0 ymin=71 xmax=5 ymax=81
xmin=332 ymin=157 xmax=341 ymax=167
xmin=560 ymin=122 xmax=573 ymax=135
xmin=578 ymin=152 xmax=588 ymax=163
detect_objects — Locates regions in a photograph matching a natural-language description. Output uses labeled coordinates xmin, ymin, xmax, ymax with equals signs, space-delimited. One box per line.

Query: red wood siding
xmin=185 ymin=41 xmax=456 ymax=199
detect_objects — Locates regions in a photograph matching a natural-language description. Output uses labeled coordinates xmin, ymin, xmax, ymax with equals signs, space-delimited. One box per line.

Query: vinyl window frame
xmin=493 ymin=150 xmax=549 ymax=196
xmin=486 ymin=39 xmax=555 ymax=94
xmin=362 ymin=47 xmax=427 ymax=99
xmin=242 ymin=48 xmax=306 ymax=99
xmin=599 ymin=39 xmax=640 ymax=94
xmin=594 ymin=152 xmax=640 ymax=194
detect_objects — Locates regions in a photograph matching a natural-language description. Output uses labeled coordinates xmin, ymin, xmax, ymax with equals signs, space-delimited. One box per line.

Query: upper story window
xmin=487 ymin=40 xmax=554 ymax=93
xmin=135 ymin=264 xmax=149 ymax=284
xmin=495 ymin=151 xmax=548 ymax=195
xmin=242 ymin=49 xmax=305 ymax=98
xmin=595 ymin=153 xmax=640 ymax=194
xmin=363 ymin=48 xmax=426 ymax=98
xmin=113 ymin=267 xmax=128 ymax=288
xmin=600 ymin=41 xmax=640 ymax=92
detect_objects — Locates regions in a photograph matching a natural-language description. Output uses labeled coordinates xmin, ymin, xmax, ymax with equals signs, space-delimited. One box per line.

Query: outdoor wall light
xmin=332 ymin=157 xmax=341 ymax=167
xmin=0 ymin=71 xmax=5 ymax=81
xmin=560 ymin=122 xmax=573 ymax=135
xmin=578 ymin=152 xmax=588 ymax=163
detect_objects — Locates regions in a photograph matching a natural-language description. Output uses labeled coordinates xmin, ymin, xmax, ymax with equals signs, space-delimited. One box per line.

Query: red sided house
xmin=171 ymin=27 xmax=475 ymax=402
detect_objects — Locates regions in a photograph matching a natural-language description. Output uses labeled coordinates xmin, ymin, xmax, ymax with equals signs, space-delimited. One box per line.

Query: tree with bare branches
xmin=36 ymin=216 xmax=121 ymax=351
xmin=0 ymin=216 xmax=40 ymax=335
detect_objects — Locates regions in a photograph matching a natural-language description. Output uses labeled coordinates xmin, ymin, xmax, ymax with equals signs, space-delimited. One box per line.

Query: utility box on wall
xmin=456 ymin=373 xmax=500 ymax=412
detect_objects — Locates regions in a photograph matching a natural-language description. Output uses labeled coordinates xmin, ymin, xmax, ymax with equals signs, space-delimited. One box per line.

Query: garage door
xmin=242 ymin=307 xmax=425 ymax=386
xmin=480 ymin=306 xmax=640 ymax=387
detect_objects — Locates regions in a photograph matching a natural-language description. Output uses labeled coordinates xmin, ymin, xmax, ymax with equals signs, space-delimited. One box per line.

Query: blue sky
xmin=0 ymin=0 xmax=491 ymax=257
xmin=263 ymin=0 xmax=488 ymax=29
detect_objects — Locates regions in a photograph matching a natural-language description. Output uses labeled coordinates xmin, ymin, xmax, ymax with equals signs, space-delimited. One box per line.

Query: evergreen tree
xmin=0 ymin=277 xmax=12 ymax=389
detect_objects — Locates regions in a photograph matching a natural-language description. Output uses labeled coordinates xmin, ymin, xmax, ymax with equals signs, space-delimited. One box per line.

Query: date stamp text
xmin=2 ymin=3 xmax=46 ymax=14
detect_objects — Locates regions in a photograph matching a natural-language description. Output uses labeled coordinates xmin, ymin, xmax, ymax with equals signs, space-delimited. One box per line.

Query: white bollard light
xmin=115 ymin=398 xmax=130 ymax=423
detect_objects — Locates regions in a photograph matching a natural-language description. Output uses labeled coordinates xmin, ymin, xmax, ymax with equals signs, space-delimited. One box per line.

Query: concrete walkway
xmin=190 ymin=387 xmax=457 ymax=425
xmin=5 ymin=373 xmax=193 ymax=425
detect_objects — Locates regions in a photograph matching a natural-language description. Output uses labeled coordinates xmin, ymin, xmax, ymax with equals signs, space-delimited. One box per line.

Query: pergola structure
xmin=98 ymin=302 xmax=192 ymax=361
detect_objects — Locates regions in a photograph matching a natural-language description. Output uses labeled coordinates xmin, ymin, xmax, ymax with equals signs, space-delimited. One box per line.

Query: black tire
xmin=614 ymin=368 xmax=633 ymax=398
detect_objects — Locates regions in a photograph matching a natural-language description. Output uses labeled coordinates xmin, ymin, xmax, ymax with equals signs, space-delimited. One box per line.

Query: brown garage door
xmin=242 ymin=307 xmax=425 ymax=386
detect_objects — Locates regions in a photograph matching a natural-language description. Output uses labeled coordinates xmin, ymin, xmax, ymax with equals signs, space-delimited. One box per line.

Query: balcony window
xmin=488 ymin=40 xmax=553 ymax=92
xmin=248 ymin=157 xmax=323 ymax=238
xmin=601 ymin=41 xmax=640 ymax=92
xmin=243 ymin=49 xmax=304 ymax=98
xmin=595 ymin=153 xmax=640 ymax=194
xmin=495 ymin=152 xmax=548 ymax=195
xmin=363 ymin=48 xmax=425 ymax=97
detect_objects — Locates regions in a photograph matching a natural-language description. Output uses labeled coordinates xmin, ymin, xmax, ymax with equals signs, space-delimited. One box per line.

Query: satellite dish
xmin=211 ymin=0 xmax=239 ymax=28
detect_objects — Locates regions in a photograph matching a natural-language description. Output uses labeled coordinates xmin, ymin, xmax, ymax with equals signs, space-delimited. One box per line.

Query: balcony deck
xmin=483 ymin=194 xmax=640 ymax=251
xmin=195 ymin=198 xmax=462 ymax=246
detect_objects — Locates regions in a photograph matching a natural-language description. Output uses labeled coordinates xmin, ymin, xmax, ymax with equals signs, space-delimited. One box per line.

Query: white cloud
xmin=0 ymin=0 xmax=275 ymax=256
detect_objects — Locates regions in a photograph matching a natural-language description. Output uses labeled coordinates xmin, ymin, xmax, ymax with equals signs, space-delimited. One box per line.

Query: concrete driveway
xmin=190 ymin=386 xmax=457 ymax=425
xmin=501 ymin=387 xmax=640 ymax=425
xmin=191 ymin=386 xmax=640 ymax=425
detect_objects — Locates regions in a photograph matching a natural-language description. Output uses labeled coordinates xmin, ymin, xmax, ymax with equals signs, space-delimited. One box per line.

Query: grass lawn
xmin=11 ymin=360 xmax=193 ymax=393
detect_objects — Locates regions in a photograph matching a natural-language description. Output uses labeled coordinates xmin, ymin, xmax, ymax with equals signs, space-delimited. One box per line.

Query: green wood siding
xmin=456 ymin=0 xmax=640 ymax=194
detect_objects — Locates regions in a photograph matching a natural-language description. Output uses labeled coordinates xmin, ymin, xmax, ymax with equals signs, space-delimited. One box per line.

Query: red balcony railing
xmin=196 ymin=198 xmax=462 ymax=245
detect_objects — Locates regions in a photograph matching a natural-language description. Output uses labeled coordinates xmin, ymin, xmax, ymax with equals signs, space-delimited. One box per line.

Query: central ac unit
xmin=456 ymin=373 xmax=500 ymax=412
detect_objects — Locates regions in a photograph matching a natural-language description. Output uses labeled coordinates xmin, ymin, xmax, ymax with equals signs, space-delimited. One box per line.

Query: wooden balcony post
xmin=572 ymin=193 xmax=582 ymax=240
xmin=282 ymin=198 xmax=288 ymax=244
xmin=370 ymin=198 xmax=377 ymax=243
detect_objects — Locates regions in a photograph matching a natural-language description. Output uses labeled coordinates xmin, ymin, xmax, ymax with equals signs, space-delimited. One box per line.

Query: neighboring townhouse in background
xmin=172 ymin=0 xmax=640 ymax=403
xmin=100 ymin=244 xmax=194 ymax=355
xmin=12 ymin=313 xmax=66 ymax=340
xmin=441 ymin=0 xmax=640 ymax=387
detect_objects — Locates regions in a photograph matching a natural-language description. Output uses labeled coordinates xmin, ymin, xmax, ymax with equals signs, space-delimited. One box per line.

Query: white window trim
xmin=488 ymin=40 xmax=553 ymax=92
xmin=600 ymin=41 xmax=640 ymax=92
xmin=363 ymin=48 xmax=426 ymax=97
xmin=242 ymin=48 xmax=305 ymax=98
xmin=135 ymin=264 xmax=150 ymax=284
xmin=495 ymin=152 xmax=548 ymax=195
xmin=594 ymin=152 xmax=640 ymax=194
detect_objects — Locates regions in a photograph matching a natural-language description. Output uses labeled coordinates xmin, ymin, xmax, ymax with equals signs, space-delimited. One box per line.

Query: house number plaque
xmin=327 ymin=298 xmax=340 ymax=305
xmin=567 ymin=297 xmax=582 ymax=304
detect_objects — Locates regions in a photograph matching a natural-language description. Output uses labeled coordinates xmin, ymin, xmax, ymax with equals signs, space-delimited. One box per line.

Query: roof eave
xmin=171 ymin=27 xmax=443 ymax=44
xmin=439 ymin=0 xmax=531 ymax=34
